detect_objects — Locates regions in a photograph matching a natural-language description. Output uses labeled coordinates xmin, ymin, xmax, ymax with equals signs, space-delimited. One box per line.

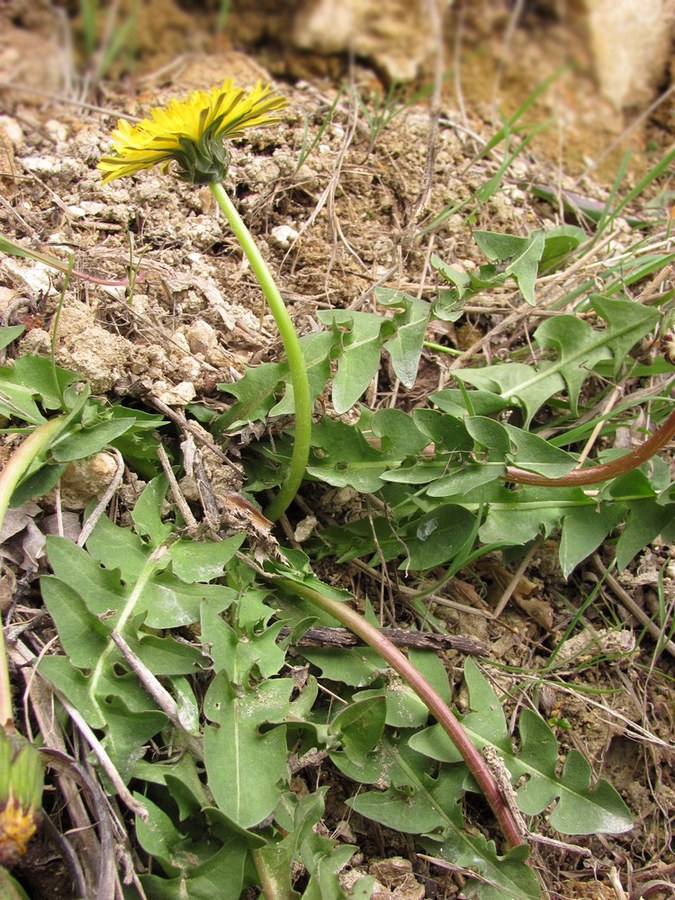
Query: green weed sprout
xmin=98 ymin=80 xmax=311 ymax=521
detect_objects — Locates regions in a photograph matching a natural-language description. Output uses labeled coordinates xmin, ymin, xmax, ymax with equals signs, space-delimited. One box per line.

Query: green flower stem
xmin=423 ymin=340 xmax=463 ymax=357
xmin=0 ymin=622 xmax=10 ymax=730
xmin=0 ymin=417 xmax=66 ymax=533
xmin=209 ymin=182 xmax=312 ymax=521
xmin=0 ymin=416 xmax=67 ymax=728
xmin=275 ymin=576 xmax=527 ymax=851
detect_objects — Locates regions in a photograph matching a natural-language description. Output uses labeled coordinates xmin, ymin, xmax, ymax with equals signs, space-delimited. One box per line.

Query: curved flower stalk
xmin=507 ymin=408 xmax=675 ymax=487
xmin=98 ymin=80 xmax=311 ymax=520
xmin=271 ymin=574 xmax=527 ymax=851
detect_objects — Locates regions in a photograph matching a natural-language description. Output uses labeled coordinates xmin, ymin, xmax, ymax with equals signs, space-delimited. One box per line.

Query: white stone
xmin=1 ymin=258 xmax=54 ymax=294
xmin=0 ymin=115 xmax=24 ymax=147
xmin=78 ymin=201 xmax=107 ymax=215
xmin=44 ymin=119 xmax=68 ymax=142
xmin=20 ymin=155 xmax=60 ymax=174
xmin=294 ymin=515 xmax=318 ymax=542
xmin=584 ymin=0 xmax=675 ymax=109
xmin=59 ymin=452 xmax=118 ymax=510
xmin=185 ymin=320 xmax=219 ymax=358
xmin=101 ymin=285 xmax=128 ymax=303
xmin=171 ymin=332 xmax=192 ymax=354
xmin=0 ymin=286 xmax=17 ymax=313
xmin=292 ymin=0 xmax=453 ymax=82
xmin=157 ymin=381 xmax=196 ymax=406
xmin=45 ymin=231 xmax=69 ymax=245
xmin=270 ymin=224 xmax=299 ymax=249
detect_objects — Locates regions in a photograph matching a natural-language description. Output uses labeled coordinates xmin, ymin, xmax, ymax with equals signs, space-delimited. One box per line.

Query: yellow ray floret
xmin=98 ymin=79 xmax=288 ymax=185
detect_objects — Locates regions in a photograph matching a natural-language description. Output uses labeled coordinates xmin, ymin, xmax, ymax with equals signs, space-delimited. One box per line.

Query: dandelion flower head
xmin=98 ymin=79 xmax=287 ymax=185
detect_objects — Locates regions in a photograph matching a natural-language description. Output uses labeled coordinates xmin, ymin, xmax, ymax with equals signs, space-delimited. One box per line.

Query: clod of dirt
xmin=270 ymin=224 xmax=300 ymax=249
xmin=155 ymin=379 xmax=196 ymax=406
xmin=58 ymin=452 xmax=119 ymax=510
xmin=0 ymin=23 xmax=67 ymax=102
xmin=368 ymin=856 xmax=425 ymax=899
xmin=2 ymin=259 xmax=55 ymax=299
xmin=182 ymin=319 xmax=231 ymax=367
xmin=294 ymin=514 xmax=318 ymax=542
xmin=21 ymin=304 xmax=130 ymax=394
xmin=292 ymin=0 xmax=449 ymax=82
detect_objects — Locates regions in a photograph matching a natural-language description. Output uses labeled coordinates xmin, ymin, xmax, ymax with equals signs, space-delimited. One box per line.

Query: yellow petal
xmin=98 ymin=80 xmax=287 ymax=184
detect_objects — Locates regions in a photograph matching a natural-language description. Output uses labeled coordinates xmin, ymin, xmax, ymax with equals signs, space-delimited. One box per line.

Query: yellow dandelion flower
xmin=0 ymin=731 xmax=43 ymax=867
xmin=0 ymin=798 xmax=39 ymax=867
xmin=98 ymin=79 xmax=288 ymax=185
